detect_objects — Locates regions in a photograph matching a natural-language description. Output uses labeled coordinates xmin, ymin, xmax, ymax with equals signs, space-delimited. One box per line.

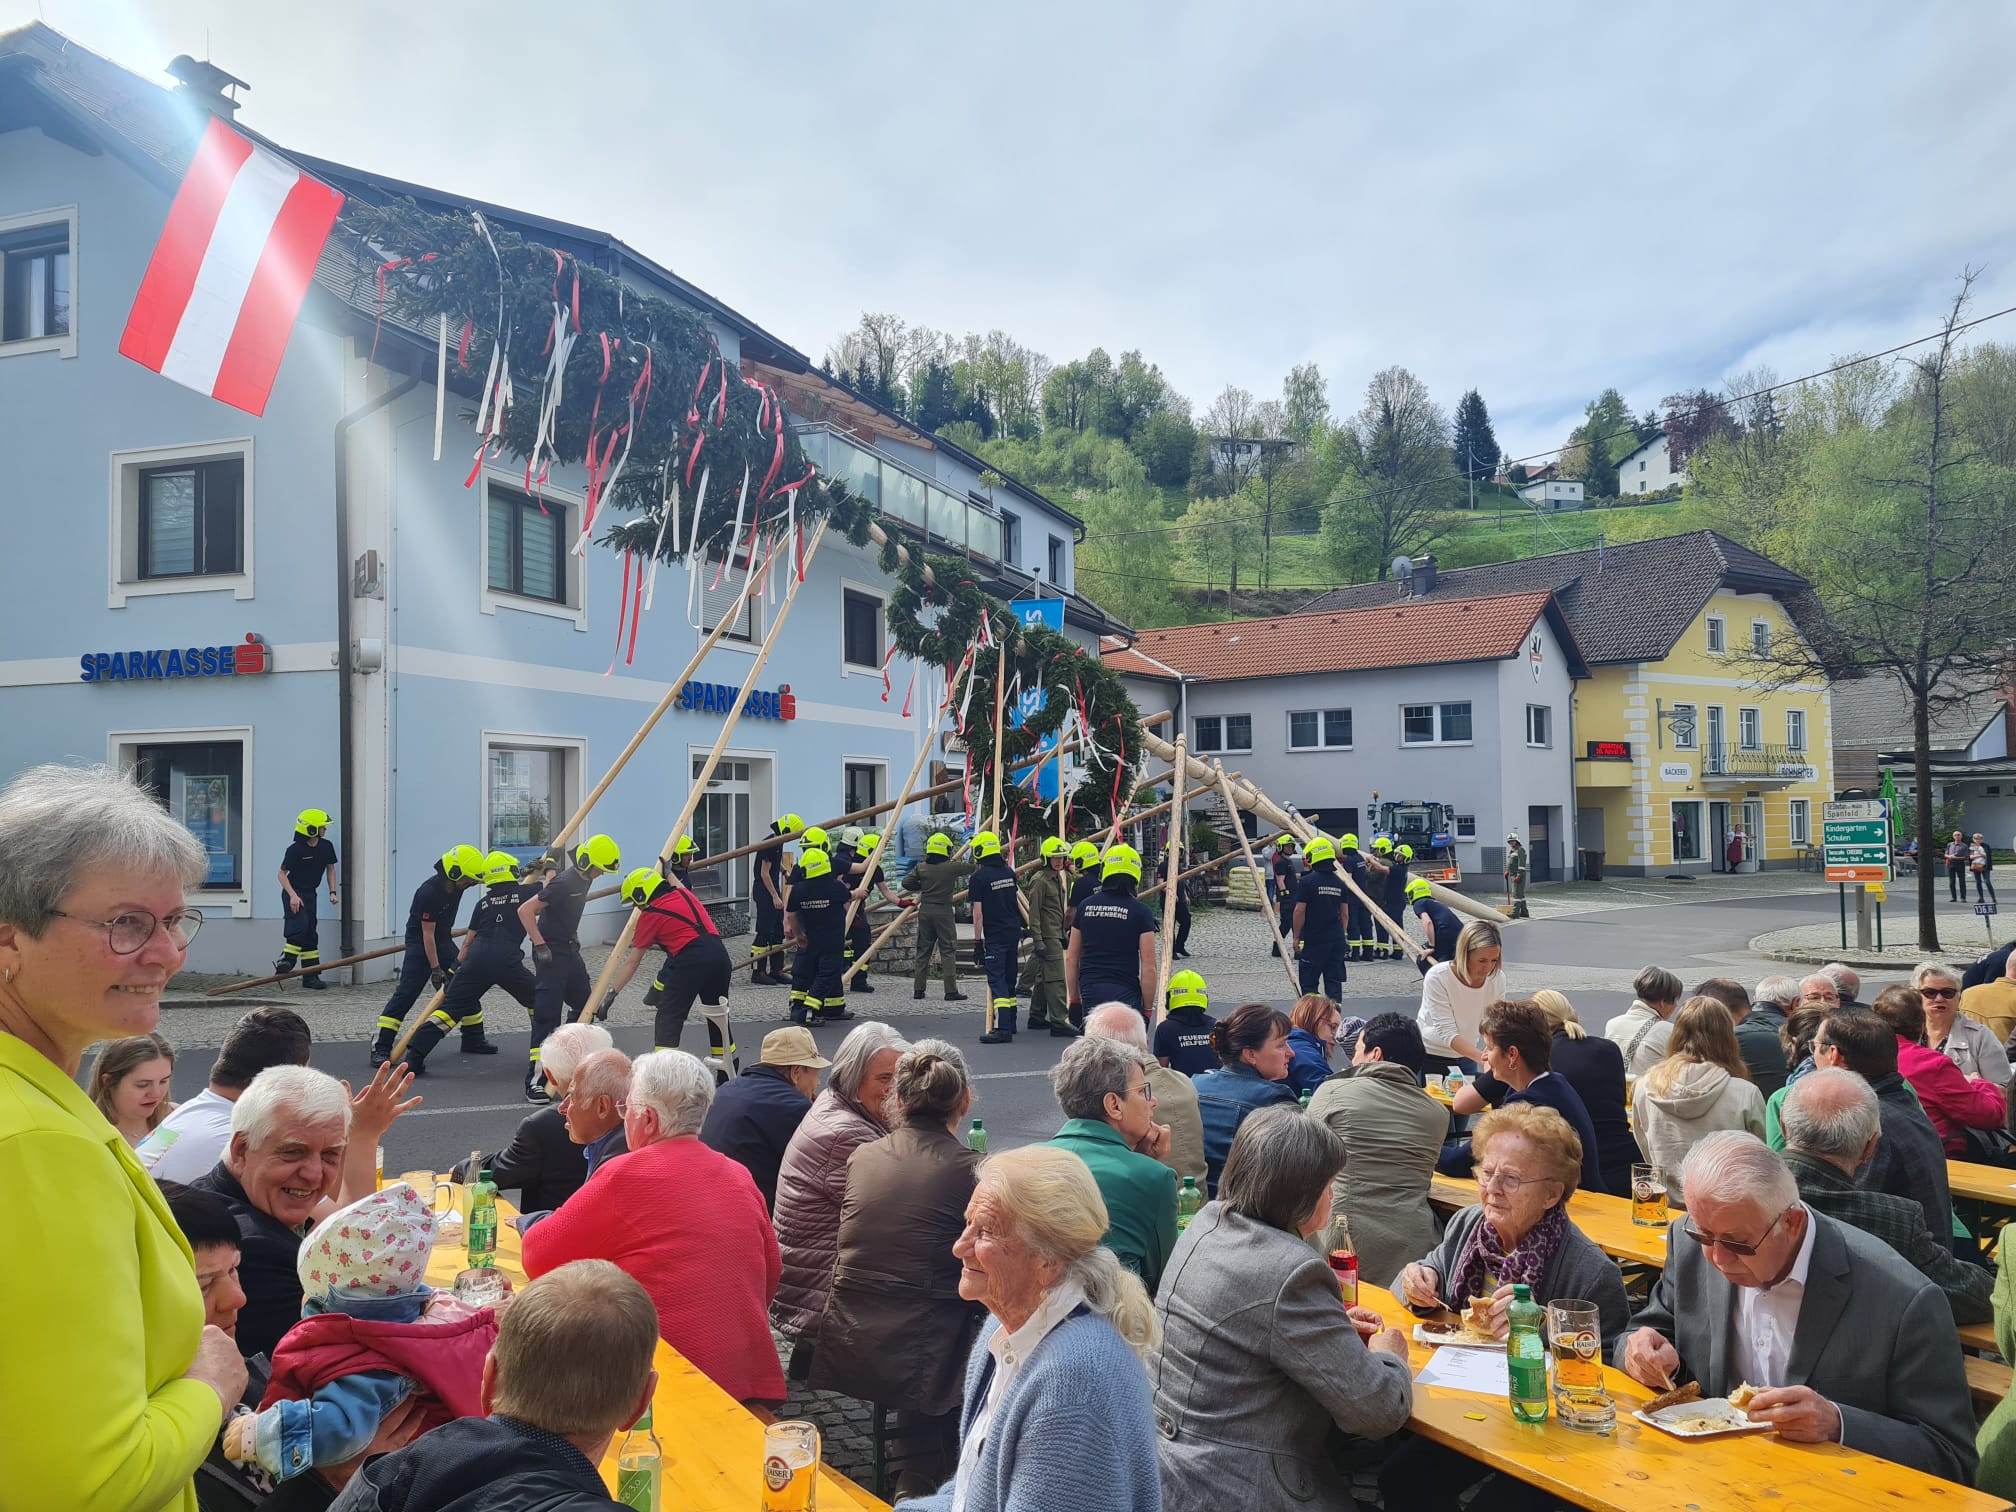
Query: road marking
xmin=403 ymin=1101 xmax=550 ymax=1118
xmin=970 ymin=1069 xmax=1061 ymax=1082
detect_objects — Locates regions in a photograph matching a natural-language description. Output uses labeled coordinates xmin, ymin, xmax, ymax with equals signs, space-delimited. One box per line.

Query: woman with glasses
xmin=1046 ymin=1035 xmax=1180 ymax=1290
xmin=1386 ymin=1102 xmax=1630 ymax=1512
xmin=0 ymin=763 xmax=246 ymax=1510
xmin=1919 ymin=962 xmax=2013 ymax=1089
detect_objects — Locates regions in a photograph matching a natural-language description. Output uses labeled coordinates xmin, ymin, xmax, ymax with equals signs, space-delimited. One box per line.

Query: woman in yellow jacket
xmin=0 ymin=764 xmax=245 ymax=1511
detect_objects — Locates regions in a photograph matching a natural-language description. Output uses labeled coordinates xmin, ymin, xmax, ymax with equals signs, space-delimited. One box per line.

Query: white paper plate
xmin=1413 ymin=1322 xmax=1505 ymax=1351
xmin=1633 ymin=1399 xmax=1772 ymax=1439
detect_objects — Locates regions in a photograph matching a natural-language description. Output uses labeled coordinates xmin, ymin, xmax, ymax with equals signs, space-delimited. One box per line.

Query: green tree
xmin=1178 ymin=490 xmax=1267 ymax=611
xmin=1282 ymin=362 xmax=1329 ymax=444
xmin=1452 ymin=389 xmax=1500 ymax=483
xmin=1581 ymin=388 xmax=1637 ymax=462
xmin=1321 ymin=366 xmax=1458 ymax=577
xmin=1574 ymin=420 xmax=1620 ymax=498
xmin=1133 ymin=409 xmax=1198 ymax=487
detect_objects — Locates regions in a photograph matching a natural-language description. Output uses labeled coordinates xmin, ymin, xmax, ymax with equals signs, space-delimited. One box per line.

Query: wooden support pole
xmin=1150 ymin=734 xmax=1187 ymax=1023
xmin=841 ymin=684 xmax=952 ymax=939
xmin=1214 ymin=759 xmax=1301 ymax=994
xmin=988 ymin=636 xmax=1010 ymax=835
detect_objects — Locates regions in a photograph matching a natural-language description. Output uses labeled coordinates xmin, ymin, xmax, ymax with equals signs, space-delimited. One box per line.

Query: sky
xmin=8 ymin=0 xmax=2016 ymax=464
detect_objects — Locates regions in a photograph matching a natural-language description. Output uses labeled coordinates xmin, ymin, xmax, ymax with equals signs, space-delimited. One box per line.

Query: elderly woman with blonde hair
xmin=896 ymin=1145 xmax=1161 ymax=1512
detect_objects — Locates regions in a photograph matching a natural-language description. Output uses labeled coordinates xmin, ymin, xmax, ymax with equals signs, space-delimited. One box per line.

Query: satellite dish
xmin=1393 ymin=556 xmax=1414 ymax=580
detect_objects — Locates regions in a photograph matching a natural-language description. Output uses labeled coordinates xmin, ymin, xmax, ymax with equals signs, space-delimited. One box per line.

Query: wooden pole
xmin=1150 ymin=734 xmax=1187 ymax=1023
xmin=577 ymin=520 xmax=831 ymax=1024
xmin=988 ymin=635 xmax=1010 ymax=835
xmin=841 ymin=677 xmax=953 ymax=939
xmin=1214 ymin=760 xmax=1301 ymax=993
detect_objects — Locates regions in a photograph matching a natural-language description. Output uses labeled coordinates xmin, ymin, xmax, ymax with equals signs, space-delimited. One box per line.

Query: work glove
xmin=972 ymin=939 xmax=987 ymax=971
xmin=593 ymin=991 xmax=616 ymax=1022
xmin=532 ymin=944 xmax=554 ymax=970
xmin=429 ymin=967 xmax=449 ymax=989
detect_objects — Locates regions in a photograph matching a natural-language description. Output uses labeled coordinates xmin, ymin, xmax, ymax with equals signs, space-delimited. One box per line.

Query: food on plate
xmin=1670 ymin=1413 xmax=1725 ymax=1433
xmin=1642 ymin=1381 xmax=1702 ymax=1414
xmin=1727 ymin=1382 xmax=1761 ymax=1411
xmin=1464 ymin=1295 xmax=1494 ymax=1332
xmin=1419 ymin=1321 xmax=1458 ymax=1337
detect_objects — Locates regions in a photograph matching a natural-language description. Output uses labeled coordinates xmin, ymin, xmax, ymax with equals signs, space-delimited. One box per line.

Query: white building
xmin=1517 ymin=478 xmax=1584 ymax=511
xmin=1616 ymin=433 xmax=1686 ymax=494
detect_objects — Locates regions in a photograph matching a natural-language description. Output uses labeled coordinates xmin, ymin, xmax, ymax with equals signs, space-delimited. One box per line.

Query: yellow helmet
xmin=972 ymin=832 xmax=1003 ymax=860
xmin=1101 ymin=843 xmax=1142 ymax=882
xmin=1070 ymin=839 xmax=1101 ymax=868
xmin=439 ymin=844 xmax=485 ymax=882
xmin=574 ymin=834 xmax=621 ymax=872
xmin=481 ymin=851 xmax=520 ymax=886
xmin=295 ymin=807 xmax=331 ymax=837
xmin=1405 ymin=878 xmax=1433 ymax=903
xmin=799 ymin=847 xmax=834 ymax=880
xmin=1396 ymin=843 xmax=1415 ymax=861
xmin=1372 ymin=836 xmax=1393 ymax=854
xmin=1041 ymin=837 xmax=1069 ymax=859
xmin=1303 ymin=834 xmax=1337 ymax=865
xmin=776 ymin=813 xmax=805 ymax=836
xmin=925 ymin=832 xmax=953 ymax=857
xmin=1167 ymin=969 xmax=1208 ymax=1012
xmin=670 ymin=835 xmax=698 ymax=861
xmin=801 ymin=826 xmax=830 ymax=852
xmin=620 ymin=867 xmax=667 ymax=906
xmin=1274 ymin=833 xmax=1298 ymax=851
xmin=855 ymin=830 xmax=881 ymax=854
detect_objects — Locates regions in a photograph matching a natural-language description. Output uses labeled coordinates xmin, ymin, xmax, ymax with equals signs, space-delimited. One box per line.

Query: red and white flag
xmin=119 ymin=117 xmax=344 ymax=416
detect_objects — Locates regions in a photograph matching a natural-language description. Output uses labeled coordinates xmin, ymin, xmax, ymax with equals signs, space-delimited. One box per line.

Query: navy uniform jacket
xmin=788 ymin=871 xmax=850 ymax=944
xmin=970 ymin=861 xmax=1023 ymax=935
xmin=1291 ymin=868 xmax=1347 ymax=942
xmin=1076 ymin=887 xmax=1157 ymax=981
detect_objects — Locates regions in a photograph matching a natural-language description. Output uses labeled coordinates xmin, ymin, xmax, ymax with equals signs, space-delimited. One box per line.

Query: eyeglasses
xmin=1121 ymin=1080 xmax=1156 ymax=1104
xmin=1919 ymin=986 xmax=1959 ymax=1000
xmin=1474 ymin=1165 xmax=1555 ymax=1194
xmin=1681 ymin=1205 xmax=1792 ymax=1257
xmin=44 ymin=906 xmax=204 ymax=955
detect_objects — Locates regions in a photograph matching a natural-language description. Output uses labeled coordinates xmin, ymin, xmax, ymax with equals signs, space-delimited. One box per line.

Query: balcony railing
xmin=793 ymin=423 xmax=1004 ymax=564
xmin=1701 ymin=742 xmax=1815 ymax=780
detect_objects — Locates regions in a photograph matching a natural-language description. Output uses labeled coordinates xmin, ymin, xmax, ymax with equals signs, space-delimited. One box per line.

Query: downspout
xmin=333 ymin=366 xmax=420 ymax=975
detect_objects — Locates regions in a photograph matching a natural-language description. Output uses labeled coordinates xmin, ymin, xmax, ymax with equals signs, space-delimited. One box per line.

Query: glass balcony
xmin=792 ymin=422 xmax=1006 ymax=566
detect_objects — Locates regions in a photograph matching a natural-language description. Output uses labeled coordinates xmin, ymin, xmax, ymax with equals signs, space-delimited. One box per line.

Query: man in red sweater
xmin=523 ymin=1048 xmax=787 ymax=1405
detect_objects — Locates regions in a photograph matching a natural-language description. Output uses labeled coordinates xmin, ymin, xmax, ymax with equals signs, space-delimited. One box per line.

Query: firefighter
xmin=750 ymin=813 xmax=804 ymax=985
xmin=1504 ymin=831 xmax=1531 ymax=918
xmin=1292 ymin=834 xmax=1350 ymax=999
xmin=518 ymin=833 xmax=620 ymax=1099
xmin=1065 ymin=839 xmax=1103 ymax=932
xmin=1025 ymin=837 xmax=1078 ymax=1037
xmin=666 ymin=833 xmax=699 ymax=882
xmin=1375 ymin=837 xmax=1410 ymax=961
xmin=406 ymin=851 xmax=537 ymax=1074
xmin=1066 ymin=842 xmax=1159 ymax=1020
xmin=787 ymin=845 xmax=851 ymax=1026
xmin=903 ymin=832 xmax=972 ymax=1003
xmin=1408 ymin=877 xmax=1463 ymax=976
xmin=1269 ymin=834 xmax=1300 ymax=957
xmin=371 ymin=844 xmax=485 ymax=1067
xmin=843 ymin=830 xmax=907 ymax=993
xmin=970 ymin=832 xmax=1023 ymax=1044
xmin=601 ymin=866 xmax=738 ymax=1084
xmin=1339 ymin=832 xmax=1381 ymax=962
xmin=275 ymin=807 xmax=340 ymax=987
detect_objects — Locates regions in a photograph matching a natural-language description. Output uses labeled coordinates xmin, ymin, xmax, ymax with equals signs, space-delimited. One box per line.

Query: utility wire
xmin=1079 ymin=301 xmax=2016 ymax=543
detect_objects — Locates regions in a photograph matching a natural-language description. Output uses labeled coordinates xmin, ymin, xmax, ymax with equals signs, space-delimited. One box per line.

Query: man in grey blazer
xmin=1615 ymin=1131 xmax=1976 ymax=1484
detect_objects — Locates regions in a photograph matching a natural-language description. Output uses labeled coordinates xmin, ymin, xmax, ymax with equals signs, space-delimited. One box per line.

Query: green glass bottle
xmin=467 ymin=1166 xmax=497 ymax=1271
xmin=967 ymin=1118 xmax=988 ymax=1155
xmin=1175 ymin=1176 xmax=1203 ymax=1231
xmin=616 ymin=1403 xmax=661 ymax=1510
xmin=1507 ymin=1283 xmax=1548 ymax=1424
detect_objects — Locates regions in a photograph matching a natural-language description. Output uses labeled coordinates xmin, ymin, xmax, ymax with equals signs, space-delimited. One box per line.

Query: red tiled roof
xmin=1101 ymin=591 xmax=1583 ymax=683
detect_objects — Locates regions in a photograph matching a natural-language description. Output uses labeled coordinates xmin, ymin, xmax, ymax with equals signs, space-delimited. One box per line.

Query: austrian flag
xmin=118 ymin=117 xmax=344 ymax=416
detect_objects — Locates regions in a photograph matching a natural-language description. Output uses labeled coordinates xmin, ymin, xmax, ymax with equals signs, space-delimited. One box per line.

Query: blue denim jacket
xmin=1192 ymin=1063 xmax=1300 ymax=1195
xmin=252 ymin=1288 xmax=430 ymax=1479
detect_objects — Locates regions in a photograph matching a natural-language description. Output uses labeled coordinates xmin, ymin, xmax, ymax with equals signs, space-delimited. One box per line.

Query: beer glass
xmin=1547 ymin=1299 xmax=1615 ymax=1434
xmin=397 ymin=1173 xmax=459 ymax=1240
xmin=1631 ymin=1163 xmax=1669 ymax=1227
xmin=762 ymin=1419 xmax=820 ymax=1511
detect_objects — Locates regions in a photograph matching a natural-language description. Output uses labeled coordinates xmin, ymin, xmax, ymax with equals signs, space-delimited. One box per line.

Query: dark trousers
xmin=791 ymin=935 xmax=847 ymax=1021
xmin=1080 ymin=975 xmax=1143 ymax=1014
xmin=1298 ymin=936 xmax=1347 ymax=998
xmin=648 ymin=937 xmax=736 ymax=1075
xmin=528 ymin=946 xmax=591 ymax=1087
xmin=753 ymin=892 xmax=787 ymax=977
xmin=374 ymin=942 xmax=459 ymax=1052
xmin=1977 ymin=870 xmax=1998 ymax=903
xmin=845 ymin=912 xmax=875 ymax=988
xmin=984 ymin=928 xmax=1021 ymax=1034
xmin=408 ymin=946 xmax=534 ymax=1063
xmin=1346 ymin=899 xmax=1372 ymax=958
xmin=1172 ymin=902 xmax=1191 ymax=956
xmin=280 ymin=894 xmax=321 ymax=970
xmin=912 ymin=909 xmax=960 ymax=992
xmin=1951 ymin=861 xmax=1969 ymax=901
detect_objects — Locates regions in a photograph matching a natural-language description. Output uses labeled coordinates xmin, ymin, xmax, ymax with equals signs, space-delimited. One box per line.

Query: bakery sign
xmin=81 ymin=632 xmax=270 ymax=683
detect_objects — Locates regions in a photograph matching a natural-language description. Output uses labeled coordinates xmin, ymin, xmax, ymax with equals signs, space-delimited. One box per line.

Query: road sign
xmin=1977 ymin=903 xmax=1999 ymax=918
xmin=1822 ymin=799 xmax=1891 ymax=883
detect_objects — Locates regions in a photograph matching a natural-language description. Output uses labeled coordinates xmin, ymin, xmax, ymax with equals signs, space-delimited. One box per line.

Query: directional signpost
xmin=1823 ymin=800 xmax=1890 ymax=950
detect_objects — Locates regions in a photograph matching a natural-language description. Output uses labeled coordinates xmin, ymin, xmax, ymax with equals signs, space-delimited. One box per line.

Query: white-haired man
xmin=1087 ymin=1002 xmax=1202 ymax=1182
xmin=1616 ymin=1130 xmax=1976 ymax=1483
xmin=1749 ymin=975 xmax=1800 ymax=1035
xmin=524 ymin=1050 xmax=785 ymax=1405
xmin=1820 ymin=962 xmax=1864 ymax=1008
xmin=456 ymin=1022 xmax=614 ymax=1214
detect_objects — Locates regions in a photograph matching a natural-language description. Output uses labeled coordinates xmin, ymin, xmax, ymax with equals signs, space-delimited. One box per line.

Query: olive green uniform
xmin=1024 ymin=865 xmax=1071 ymax=1029
xmin=1504 ymin=840 xmax=1530 ymax=918
xmin=903 ymin=855 xmax=974 ymax=993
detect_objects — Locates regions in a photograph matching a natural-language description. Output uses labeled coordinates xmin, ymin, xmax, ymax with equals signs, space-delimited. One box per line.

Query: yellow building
xmin=1301 ymin=531 xmax=1833 ymax=877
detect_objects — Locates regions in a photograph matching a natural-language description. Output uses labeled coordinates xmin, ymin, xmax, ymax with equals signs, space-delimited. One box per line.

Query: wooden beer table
xmin=1361 ymin=1284 xmax=2011 ymax=1512
xmin=1430 ymin=1176 xmax=1669 ymax=1270
xmin=425 ymin=1188 xmax=889 ymax=1511
xmin=1949 ymin=1158 xmax=2016 ymax=1209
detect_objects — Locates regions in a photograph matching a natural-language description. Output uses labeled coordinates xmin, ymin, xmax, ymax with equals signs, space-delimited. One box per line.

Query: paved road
xmin=158 ymin=883 xmax=1878 ymax=1178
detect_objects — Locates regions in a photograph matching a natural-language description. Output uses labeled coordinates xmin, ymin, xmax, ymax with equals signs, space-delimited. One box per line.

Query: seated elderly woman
xmin=523 ymin=1048 xmax=785 ymax=1404
xmin=1153 ymin=1106 xmax=1413 ymax=1511
xmin=772 ymin=1021 xmax=908 ymax=1376
xmin=1048 ymin=1035 xmax=1180 ymax=1290
xmin=0 ymin=763 xmax=245 ymax=1509
xmin=1192 ymin=1002 xmax=1298 ymax=1195
xmin=1387 ymin=1101 xmax=1631 ymax=1512
xmin=1919 ymin=961 xmax=2013 ymax=1088
xmin=1879 ymin=972 xmax=2009 ymax=1152
xmin=895 ymin=1145 xmax=1161 ymax=1512
xmin=816 ymin=1040 xmax=985 ymax=1498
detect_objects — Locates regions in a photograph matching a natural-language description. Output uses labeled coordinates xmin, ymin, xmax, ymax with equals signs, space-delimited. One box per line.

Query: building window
xmin=131 ymin=739 xmax=245 ymax=890
xmin=1670 ymin=701 xmax=1698 ymax=750
xmin=139 ymin=458 xmax=243 ymax=579
xmin=1001 ymin=511 xmax=1021 ymax=566
xmin=0 ymin=210 xmax=74 ymax=353
xmin=843 ymin=761 xmax=884 ymax=814
xmin=1525 ymin=705 xmax=1552 ymax=747
xmin=1751 ymin=620 xmax=1771 ymax=655
xmin=1738 ymin=707 xmax=1762 ymax=751
xmin=1672 ymin=801 xmax=1705 ymax=862
xmin=1454 ymin=814 xmax=1477 ymax=839
xmin=1288 ymin=708 xmax=1352 ymax=750
xmin=1786 ymin=708 xmax=1806 ymax=752
xmin=842 ymin=587 xmax=884 ymax=671
xmin=1640 ymin=460 xmax=1647 ymax=472
xmin=1047 ymin=534 xmax=1066 ymax=584
xmin=486 ymin=484 xmax=565 ymax=603
xmin=486 ymin=741 xmax=582 ymax=858
xmin=1194 ymin=714 xmax=1252 ymax=753
xmin=1789 ymin=799 xmax=1810 ymax=847
xmin=1403 ymin=702 xmax=1473 ymax=745
xmin=696 ymin=546 xmax=764 ymax=644
xmin=1705 ymin=615 xmax=1726 ymax=654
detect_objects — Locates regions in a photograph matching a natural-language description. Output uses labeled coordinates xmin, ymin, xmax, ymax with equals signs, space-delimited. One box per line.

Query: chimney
xmin=166 ymin=55 xmax=249 ymax=119
xmin=1413 ymin=554 xmax=1437 ymax=595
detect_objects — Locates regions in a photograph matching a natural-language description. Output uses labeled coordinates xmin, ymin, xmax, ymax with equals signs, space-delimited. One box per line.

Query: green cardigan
xmin=1981 ymin=1242 xmax=2016 ymax=1499
xmin=1049 ymin=1118 xmax=1179 ymax=1291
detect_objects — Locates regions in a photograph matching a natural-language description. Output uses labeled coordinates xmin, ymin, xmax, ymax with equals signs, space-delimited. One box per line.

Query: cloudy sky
xmin=10 ymin=1 xmax=2015 ymax=461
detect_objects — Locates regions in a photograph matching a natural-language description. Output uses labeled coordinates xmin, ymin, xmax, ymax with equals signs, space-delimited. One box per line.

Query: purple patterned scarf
xmin=1451 ymin=1201 xmax=1568 ymax=1305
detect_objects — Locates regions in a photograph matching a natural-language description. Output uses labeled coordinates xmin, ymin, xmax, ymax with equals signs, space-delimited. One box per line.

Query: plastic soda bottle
xmin=1298 ymin=1087 xmax=1314 ymax=1109
xmin=616 ymin=1403 xmax=662 ymax=1510
xmin=1176 ymin=1177 xmax=1203 ymax=1231
xmin=1508 ymin=1283 xmax=1548 ymax=1423
xmin=967 ymin=1119 xmax=988 ymax=1155
xmin=467 ymin=1167 xmax=497 ymax=1271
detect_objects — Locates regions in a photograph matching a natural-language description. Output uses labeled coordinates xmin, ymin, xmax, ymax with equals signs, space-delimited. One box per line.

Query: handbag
xmin=1964 ymin=1123 xmax=2016 ymax=1168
